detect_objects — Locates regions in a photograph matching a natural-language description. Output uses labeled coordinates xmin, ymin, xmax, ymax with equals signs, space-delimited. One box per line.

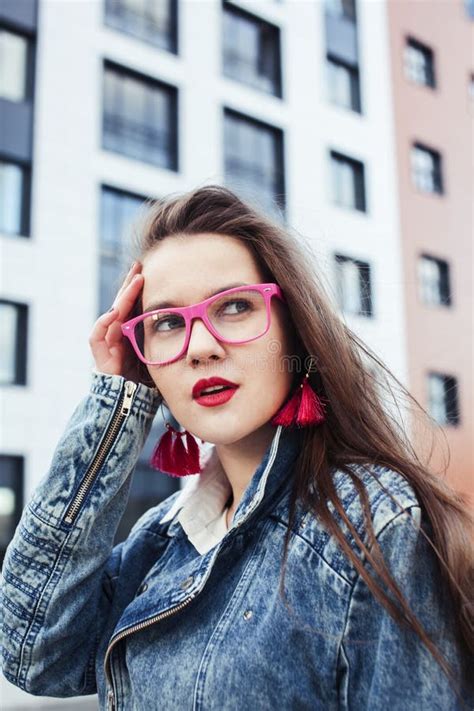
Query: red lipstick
xmin=192 ymin=377 xmax=239 ymax=407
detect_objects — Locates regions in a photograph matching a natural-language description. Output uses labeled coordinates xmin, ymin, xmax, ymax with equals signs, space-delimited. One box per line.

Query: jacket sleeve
xmin=337 ymin=505 xmax=472 ymax=711
xmin=0 ymin=371 xmax=161 ymax=697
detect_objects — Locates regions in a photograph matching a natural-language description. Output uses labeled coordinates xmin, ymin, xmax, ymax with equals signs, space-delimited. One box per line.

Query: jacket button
xmin=180 ymin=576 xmax=194 ymax=590
xmin=137 ymin=582 xmax=148 ymax=594
xmin=243 ymin=609 xmax=253 ymax=620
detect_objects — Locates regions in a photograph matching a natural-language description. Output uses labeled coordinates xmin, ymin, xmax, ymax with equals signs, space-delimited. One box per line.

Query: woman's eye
xmin=153 ymin=316 xmax=183 ymax=332
xmin=221 ymin=299 xmax=251 ymax=315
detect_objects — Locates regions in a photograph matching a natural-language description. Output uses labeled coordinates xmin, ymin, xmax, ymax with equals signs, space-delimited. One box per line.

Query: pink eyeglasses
xmin=121 ymin=282 xmax=286 ymax=366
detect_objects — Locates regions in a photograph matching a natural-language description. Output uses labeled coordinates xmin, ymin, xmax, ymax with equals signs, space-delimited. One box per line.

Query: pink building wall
xmin=387 ymin=0 xmax=473 ymax=501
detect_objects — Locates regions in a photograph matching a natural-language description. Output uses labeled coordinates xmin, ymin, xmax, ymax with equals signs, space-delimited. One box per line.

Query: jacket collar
xmin=160 ymin=424 xmax=304 ymax=544
xmin=113 ymin=425 xmax=304 ymax=637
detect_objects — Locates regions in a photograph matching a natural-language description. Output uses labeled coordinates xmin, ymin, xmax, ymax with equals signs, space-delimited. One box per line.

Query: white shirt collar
xmin=159 ymin=445 xmax=233 ymax=555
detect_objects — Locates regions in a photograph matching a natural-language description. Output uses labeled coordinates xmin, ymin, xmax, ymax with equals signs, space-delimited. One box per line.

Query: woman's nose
xmin=185 ymin=317 xmax=226 ymax=364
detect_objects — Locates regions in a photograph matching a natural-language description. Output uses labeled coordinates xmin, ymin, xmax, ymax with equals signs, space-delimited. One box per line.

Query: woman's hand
xmin=89 ymin=261 xmax=147 ymax=384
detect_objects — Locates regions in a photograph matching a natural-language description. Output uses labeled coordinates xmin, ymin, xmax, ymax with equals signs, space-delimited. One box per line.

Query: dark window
xmin=404 ymin=37 xmax=435 ymax=88
xmin=330 ymin=150 xmax=366 ymax=211
xmin=222 ymin=1 xmax=282 ymax=97
xmin=334 ymin=254 xmax=372 ymax=316
xmin=326 ymin=54 xmax=361 ymax=112
xmin=427 ymin=373 xmax=460 ymax=426
xmin=0 ymin=455 xmax=24 ymax=568
xmin=224 ymin=108 xmax=285 ymax=215
xmin=418 ymin=254 xmax=451 ymax=307
xmin=0 ymin=158 xmax=31 ymax=236
xmin=102 ymin=61 xmax=178 ymax=170
xmin=99 ymin=185 xmax=148 ymax=315
xmin=0 ymin=300 xmax=28 ymax=386
xmin=0 ymin=28 xmax=31 ymax=102
xmin=104 ymin=0 xmax=178 ymax=53
xmin=324 ymin=0 xmax=356 ymax=22
xmin=411 ymin=143 xmax=443 ymax=194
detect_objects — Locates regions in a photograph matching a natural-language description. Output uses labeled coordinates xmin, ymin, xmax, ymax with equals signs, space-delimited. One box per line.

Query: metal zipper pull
xmin=120 ymin=380 xmax=137 ymax=416
xmin=107 ymin=687 xmax=115 ymax=711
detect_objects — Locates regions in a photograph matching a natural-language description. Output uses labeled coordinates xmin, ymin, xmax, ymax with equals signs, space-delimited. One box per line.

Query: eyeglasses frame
xmin=121 ymin=282 xmax=286 ymax=366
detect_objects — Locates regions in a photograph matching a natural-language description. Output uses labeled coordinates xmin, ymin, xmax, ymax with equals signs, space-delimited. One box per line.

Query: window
xmin=102 ymin=61 xmax=178 ymax=170
xmin=411 ymin=143 xmax=443 ymax=194
xmin=0 ymin=455 xmax=24 ymax=567
xmin=0 ymin=159 xmax=30 ymax=236
xmin=104 ymin=0 xmax=178 ymax=53
xmin=324 ymin=0 xmax=356 ymax=22
xmin=99 ymin=186 xmax=148 ymax=314
xmin=326 ymin=54 xmax=361 ymax=112
xmin=404 ymin=38 xmax=435 ymax=88
xmin=0 ymin=29 xmax=29 ymax=102
xmin=224 ymin=109 xmax=285 ymax=215
xmin=417 ymin=255 xmax=451 ymax=307
xmin=330 ymin=150 xmax=366 ymax=211
xmin=222 ymin=2 xmax=282 ymax=97
xmin=334 ymin=254 xmax=372 ymax=316
xmin=0 ymin=301 xmax=28 ymax=386
xmin=427 ymin=373 xmax=460 ymax=426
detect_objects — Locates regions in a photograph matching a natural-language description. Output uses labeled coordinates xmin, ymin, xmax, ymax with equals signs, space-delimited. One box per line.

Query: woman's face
xmin=140 ymin=232 xmax=296 ymax=446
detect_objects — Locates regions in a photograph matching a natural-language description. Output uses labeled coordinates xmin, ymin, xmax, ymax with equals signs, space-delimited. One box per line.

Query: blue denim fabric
xmin=0 ymin=372 xmax=471 ymax=710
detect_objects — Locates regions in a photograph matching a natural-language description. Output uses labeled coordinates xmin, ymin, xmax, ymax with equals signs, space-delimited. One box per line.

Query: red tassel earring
xmin=271 ymin=370 xmax=326 ymax=428
xmin=150 ymin=422 xmax=204 ymax=477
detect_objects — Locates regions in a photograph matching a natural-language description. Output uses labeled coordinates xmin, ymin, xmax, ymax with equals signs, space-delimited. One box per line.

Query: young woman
xmin=1 ymin=185 xmax=472 ymax=710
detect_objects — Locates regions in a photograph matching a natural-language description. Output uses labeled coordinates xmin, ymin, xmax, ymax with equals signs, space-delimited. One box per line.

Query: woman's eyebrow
xmin=143 ymin=282 xmax=250 ymax=313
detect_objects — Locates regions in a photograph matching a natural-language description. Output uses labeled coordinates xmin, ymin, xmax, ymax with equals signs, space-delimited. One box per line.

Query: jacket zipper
xmin=63 ymin=380 xmax=138 ymax=526
xmin=105 ymin=595 xmax=195 ymax=711
xmin=104 ymin=424 xmax=283 ymax=710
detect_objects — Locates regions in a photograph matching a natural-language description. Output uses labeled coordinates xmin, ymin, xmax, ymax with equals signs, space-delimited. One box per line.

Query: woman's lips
xmin=193 ymin=386 xmax=239 ymax=407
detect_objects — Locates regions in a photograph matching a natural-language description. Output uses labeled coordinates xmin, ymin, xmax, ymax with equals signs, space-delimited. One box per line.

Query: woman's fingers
xmin=116 ymin=274 xmax=144 ymax=319
xmin=88 ymin=308 xmax=119 ymax=366
xmin=90 ymin=271 xmax=141 ymax=348
xmin=113 ymin=261 xmax=142 ymax=306
xmin=89 ymin=262 xmax=145 ymax=374
xmin=104 ymin=274 xmax=144 ymax=347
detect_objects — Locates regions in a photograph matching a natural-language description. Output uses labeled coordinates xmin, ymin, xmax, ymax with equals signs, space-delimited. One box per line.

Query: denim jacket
xmin=0 ymin=371 xmax=471 ymax=710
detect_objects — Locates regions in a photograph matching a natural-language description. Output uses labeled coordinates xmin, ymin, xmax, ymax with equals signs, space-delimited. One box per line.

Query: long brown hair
xmin=127 ymin=184 xmax=473 ymax=700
